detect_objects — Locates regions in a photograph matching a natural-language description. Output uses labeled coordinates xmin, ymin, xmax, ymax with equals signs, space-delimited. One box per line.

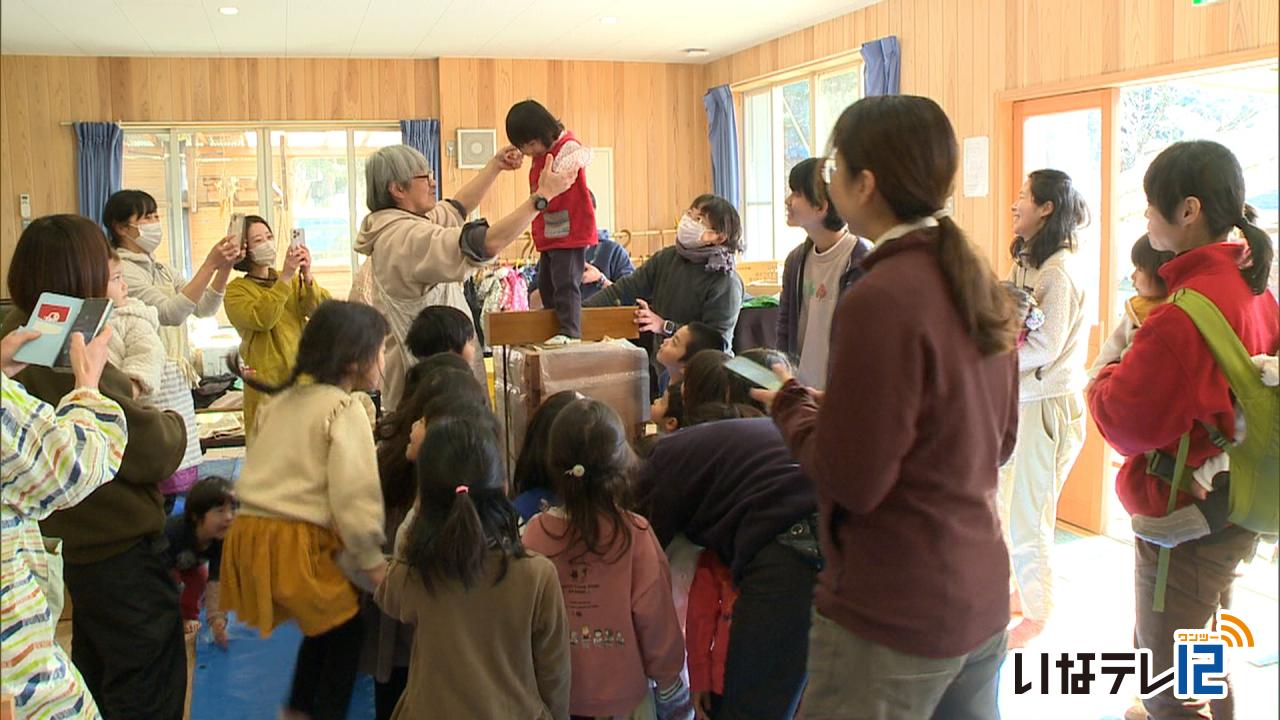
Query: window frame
xmin=121 ymin=122 xmax=399 ymax=288
xmin=736 ymin=56 xmax=863 ymax=262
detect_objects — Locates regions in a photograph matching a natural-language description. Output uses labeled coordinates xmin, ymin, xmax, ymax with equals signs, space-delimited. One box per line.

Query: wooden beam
xmin=484 ymin=306 xmax=639 ymax=347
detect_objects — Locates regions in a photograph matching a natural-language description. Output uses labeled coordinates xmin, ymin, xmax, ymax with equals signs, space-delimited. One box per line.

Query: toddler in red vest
xmin=506 ymin=99 xmax=598 ymax=344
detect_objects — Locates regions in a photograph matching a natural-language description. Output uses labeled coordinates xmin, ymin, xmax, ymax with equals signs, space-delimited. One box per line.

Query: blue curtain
xmin=74 ymin=122 xmax=123 ymax=226
xmin=861 ymin=36 xmax=901 ymax=96
xmin=703 ymin=86 xmax=741 ymax=209
xmin=400 ymin=119 xmax=441 ymax=199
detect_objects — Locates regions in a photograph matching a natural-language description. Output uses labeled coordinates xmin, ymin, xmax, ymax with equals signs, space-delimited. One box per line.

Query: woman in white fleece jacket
xmin=1000 ymin=169 xmax=1091 ymax=649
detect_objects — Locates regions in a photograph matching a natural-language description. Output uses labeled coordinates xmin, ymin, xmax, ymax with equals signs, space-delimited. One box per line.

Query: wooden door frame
xmin=1008 ymin=88 xmax=1118 ymax=534
xmin=992 ymin=45 xmax=1279 ymax=534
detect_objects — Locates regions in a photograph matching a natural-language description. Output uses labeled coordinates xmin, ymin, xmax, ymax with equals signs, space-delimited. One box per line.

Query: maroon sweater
xmin=772 ymin=228 xmax=1019 ymax=659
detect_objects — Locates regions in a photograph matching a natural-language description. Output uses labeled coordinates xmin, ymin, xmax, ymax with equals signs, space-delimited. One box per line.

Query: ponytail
xmin=935 ymin=217 xmax=1020 ymax=356
xmin=405 ymin=412 xmax=524 ymax=595
xmin=408 ymin=489 xmax=489 ymax=592
xmin=1235 ymin=218 xmax=1276 ymax=295
xmin=229 ymin=353 xmax=305 ymax=395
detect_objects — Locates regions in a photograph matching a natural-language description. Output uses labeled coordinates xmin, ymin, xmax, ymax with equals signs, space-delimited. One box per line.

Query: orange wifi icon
xmin=1217 ymin=613 xmax=1255 ymax=648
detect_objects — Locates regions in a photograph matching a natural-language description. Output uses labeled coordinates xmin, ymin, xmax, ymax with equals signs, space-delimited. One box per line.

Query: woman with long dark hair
xmin=225 ymin=214 xmax=331 ymax=440
xmin=1000 ymin=168 xmax=1092 ymax=647
xmin=763 ymin=95 xmax=1019 ymax=718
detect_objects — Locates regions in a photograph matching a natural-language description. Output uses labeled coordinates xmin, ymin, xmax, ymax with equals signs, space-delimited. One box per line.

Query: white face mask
xmin=250 ymin=243 xmax=277 ymax=267
xmin=676 ymin=215 xmax=711 ymax=249
xmin=133 ymin=222 xmax=164 ymax=254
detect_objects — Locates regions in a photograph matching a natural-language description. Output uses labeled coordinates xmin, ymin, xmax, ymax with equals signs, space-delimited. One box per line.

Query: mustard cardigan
xmin=224 ymin=271 xmax=331 ymax=439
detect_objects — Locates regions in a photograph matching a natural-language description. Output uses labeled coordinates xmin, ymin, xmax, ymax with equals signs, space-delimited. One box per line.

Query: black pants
xmin=288 ymin=613 xmax=364 ymax=720
xmin=64 ymin=537 xmax=187 ymax=720
xmin=374 ymin=666 xmax=410 ymax=720
xmin=538 ymin=247 xmax=586 ymax=338
xmin=719 ymin=538 xmax=820 ymax=720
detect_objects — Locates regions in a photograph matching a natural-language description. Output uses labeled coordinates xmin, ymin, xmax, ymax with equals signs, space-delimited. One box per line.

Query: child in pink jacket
xmin=523 ymin=398 xmax=691 ymax=720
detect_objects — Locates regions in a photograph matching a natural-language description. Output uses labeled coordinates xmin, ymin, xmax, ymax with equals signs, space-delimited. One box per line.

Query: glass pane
xmin=121 ymin=132 xmax=175 ymax=268
xmin=743 ymin=91 xmax=775 ymax=262
xmin=271 ymin=131 xmax=352 ymax=299
xmin=776 ymin=80 xmax=812 ymax=181
xmin=815 ymin=68 xmax=860 ymax=157
xmin=1021 ymin=108 xmax=1103 ymax=323
xmin=1118 ymin=65 xmax=1280 ymax=309
xmin=353 ymin=130 xmax=407 ymax=230
xmin=181 ymin=130 xmax=260 ymax=325
xmin=773 ymin=80 xmax=813 ymax=261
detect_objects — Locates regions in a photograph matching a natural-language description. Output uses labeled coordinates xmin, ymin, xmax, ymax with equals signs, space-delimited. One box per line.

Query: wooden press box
xmin=493 ymin=339 xmax=649 ymax=473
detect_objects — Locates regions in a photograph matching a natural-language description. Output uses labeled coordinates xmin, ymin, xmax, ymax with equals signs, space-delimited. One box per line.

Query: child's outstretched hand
xmin=495 ymin=145 xmax=524 ymax=171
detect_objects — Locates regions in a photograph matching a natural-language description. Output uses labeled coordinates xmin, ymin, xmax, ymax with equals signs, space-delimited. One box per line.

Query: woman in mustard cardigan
xmin=225 ymin=216 xmax=331 ymax=439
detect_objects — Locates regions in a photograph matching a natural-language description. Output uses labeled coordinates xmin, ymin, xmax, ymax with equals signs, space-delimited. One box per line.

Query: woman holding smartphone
xmin=225 ymin=215 xmax=331 ymax=440
xmin=103 ymin=189 xmax=243 ymax=505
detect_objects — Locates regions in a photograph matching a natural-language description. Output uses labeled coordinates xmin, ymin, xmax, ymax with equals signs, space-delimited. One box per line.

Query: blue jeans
xmin=718 ymin=537 xmax=821 ymax=720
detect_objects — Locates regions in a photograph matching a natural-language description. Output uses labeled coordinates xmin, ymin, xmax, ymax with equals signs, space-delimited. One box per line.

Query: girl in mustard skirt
xmin=220 ymin=300 xmax=389 ymax=720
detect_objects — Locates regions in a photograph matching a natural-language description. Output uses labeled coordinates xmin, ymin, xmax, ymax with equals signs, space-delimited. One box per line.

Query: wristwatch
xmin=662 ymin=319 xmax=677 ymax=336
xmin=531 ymin=194 xmax=549 ymax=211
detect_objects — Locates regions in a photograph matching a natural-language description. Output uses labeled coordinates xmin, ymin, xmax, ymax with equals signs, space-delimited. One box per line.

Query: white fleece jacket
xmin=106 ymin=298 xmax=166 ymax=397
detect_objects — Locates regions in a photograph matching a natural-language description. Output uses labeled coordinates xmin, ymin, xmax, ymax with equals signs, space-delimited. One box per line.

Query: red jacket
xmin=529 ymin=131 xmax=598 ymax=253
xmin=685 ymin=551 xmax=737 ymax=695
xmin=1089 ymin=242 xmax=1279 ymax=518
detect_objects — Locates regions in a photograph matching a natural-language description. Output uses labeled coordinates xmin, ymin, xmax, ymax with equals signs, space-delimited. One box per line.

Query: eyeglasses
xmin=412 ymin=172 xmax=435 ymax=184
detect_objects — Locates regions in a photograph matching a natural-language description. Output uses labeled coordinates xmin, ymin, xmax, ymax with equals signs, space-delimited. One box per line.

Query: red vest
xmin=529 ymin=131 xmax=598 ymax=252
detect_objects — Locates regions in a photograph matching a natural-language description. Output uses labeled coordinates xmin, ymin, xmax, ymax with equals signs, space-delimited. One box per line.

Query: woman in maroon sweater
xmin=761 ymin=95 xmax=1021 ymax=719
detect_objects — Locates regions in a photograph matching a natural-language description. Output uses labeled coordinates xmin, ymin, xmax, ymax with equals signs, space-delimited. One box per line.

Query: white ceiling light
xmin=683 ymin=48 xmax=710 ymax=57
xmin=600 ymin=16 xmax=618 ymax=25
xmin=218 ymin=6 xmax=239 ymax=15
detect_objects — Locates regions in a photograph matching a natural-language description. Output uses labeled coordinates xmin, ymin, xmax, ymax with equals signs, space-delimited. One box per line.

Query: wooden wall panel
xmin=0 ymin=55 xmax=445 ymax=293
xmin=705 ymin=0 xmax=1279 ymax=267
xmin=436 ymin=57 xmax=710 ymax=260
xmin=4 ymin=0 xmax=1275 ymax=293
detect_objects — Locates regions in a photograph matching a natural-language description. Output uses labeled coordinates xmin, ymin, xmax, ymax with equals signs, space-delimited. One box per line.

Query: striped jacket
xmin=2 ymin=378 xmax=126 ymax=720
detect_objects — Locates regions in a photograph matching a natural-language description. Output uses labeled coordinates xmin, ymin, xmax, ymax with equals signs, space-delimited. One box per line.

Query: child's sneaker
xmin=544 ymin=335 xmax=580 ymax=346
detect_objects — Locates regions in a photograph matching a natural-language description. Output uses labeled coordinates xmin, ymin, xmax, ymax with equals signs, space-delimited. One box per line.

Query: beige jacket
xmin=235 ymin=383 xmax=386 ymax=571
xmin=1010 ymin=249 xmax=1089 ymax=402
xmin=105 ymin=298 xmax=166 ymax=396
xmin=351 ymin=202 xmax=492 ymax=412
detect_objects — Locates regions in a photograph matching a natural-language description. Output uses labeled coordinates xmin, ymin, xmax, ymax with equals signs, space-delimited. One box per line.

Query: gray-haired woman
xmin=352 ymin=144 xmax=574 ymax=412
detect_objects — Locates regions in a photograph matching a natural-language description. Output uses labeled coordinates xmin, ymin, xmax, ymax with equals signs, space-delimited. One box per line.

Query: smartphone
xmin=724 ymin=355 xmax=783 ymax=392
xmin=290 ymin=228 xmax=306 ymax=250
xmin=14 ymin=294 xmax=114 ymax=369
xmin=226 ymin=213 xmax=246 ymax=241
xmin=54 ymin=299 xmax=113 ymax=368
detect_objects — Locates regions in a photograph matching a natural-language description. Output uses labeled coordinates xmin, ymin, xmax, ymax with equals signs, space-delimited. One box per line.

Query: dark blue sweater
xmin=635 ymin=417 xmax=817 ymax=581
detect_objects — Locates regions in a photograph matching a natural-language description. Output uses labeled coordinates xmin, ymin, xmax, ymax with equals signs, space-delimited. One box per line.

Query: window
xmin=121 ymin=125 xmax=401 ymax=324
xmin=1115 ymin=65 xmax=1280 ymax=312
xmin=742 ymin=64 xmax=861 ymax=261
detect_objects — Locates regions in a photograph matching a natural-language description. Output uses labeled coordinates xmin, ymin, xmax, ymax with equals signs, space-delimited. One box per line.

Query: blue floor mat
xmin=190 ymin=618 xmax=374 ymax=720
